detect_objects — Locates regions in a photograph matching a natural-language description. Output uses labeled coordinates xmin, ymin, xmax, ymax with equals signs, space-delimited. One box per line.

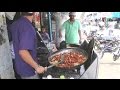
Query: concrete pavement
xmin=98 ymin=53 xmax=120 ymax=79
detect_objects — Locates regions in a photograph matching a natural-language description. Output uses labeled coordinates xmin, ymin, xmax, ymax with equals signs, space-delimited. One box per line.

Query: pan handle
xmin=47 ymin=64 xmax=55 ymax=69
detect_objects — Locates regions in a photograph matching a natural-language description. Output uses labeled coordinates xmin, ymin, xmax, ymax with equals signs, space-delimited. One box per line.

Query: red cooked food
xmin=50 ymin=52 xmax=87 ymax=69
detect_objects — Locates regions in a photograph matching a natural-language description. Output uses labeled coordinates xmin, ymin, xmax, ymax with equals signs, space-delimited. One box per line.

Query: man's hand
xmin=35 ymin=66 xmax=47 ymax=74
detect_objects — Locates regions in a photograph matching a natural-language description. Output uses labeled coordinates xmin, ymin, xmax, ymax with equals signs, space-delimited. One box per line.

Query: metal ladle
xmin=47 ymin=54 xmax=64 ymax=69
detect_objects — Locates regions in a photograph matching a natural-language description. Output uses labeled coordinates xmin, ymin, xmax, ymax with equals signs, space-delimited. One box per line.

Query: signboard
xmin=112 ymin=12 xmax=120 ymax=18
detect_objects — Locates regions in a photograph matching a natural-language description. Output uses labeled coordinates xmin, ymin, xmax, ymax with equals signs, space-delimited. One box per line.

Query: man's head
xmin=21 ymin=12 xmax=35 ymax=22
xmin=41 ymin=26 xmax=46 ymax=33
xmin=69 ymin=12 xmax=76 ymax=21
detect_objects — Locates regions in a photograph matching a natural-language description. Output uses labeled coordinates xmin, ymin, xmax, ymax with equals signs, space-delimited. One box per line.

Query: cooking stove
xmin=42 ymin=67 xmax=81 ymax=79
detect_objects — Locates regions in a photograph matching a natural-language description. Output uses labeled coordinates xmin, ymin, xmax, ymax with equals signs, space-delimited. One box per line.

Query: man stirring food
xmin=10 ymin=12 xmax=47 ymax=79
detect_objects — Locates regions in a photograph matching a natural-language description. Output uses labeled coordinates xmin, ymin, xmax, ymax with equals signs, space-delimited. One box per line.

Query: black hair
xmin=21 ymin=12 xmax=34 ymax=16
xmin=13 ymin=12 xmax=21 ymax=21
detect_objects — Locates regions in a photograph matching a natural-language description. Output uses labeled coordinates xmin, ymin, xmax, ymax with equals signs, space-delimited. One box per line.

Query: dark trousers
xmin=12 ymin=59 xmax=21 ymax=79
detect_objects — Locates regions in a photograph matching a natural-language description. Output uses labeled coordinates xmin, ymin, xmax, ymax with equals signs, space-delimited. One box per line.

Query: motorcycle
xmin=87 ymin=32 xmax=120 ymax=61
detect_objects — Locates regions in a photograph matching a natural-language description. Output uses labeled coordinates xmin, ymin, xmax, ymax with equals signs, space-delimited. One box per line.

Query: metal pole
xmin=36 ymin=30 xmax=50 ymax=53
xmin=39 ymin=12 xmax=43 ymax=29
xmin=47 ymin=12 xmax=53 ymax=42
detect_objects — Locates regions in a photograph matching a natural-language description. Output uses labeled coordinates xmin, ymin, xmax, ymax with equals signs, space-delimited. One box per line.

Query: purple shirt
xmin=10 ymin=17 xmax=38 ymax=77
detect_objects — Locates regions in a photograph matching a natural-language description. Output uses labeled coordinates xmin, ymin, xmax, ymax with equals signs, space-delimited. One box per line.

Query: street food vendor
xmin=10 ymin=12 xmax=47 ymax=79
xmin=59 ymin=12 xmax=82 ymax=47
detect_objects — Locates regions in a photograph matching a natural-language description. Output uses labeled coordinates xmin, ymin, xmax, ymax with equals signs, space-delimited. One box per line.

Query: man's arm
xmin=59 ymin=22 xmax=66 ymax=38
xmin=59 ymin=29 xmax=62 ymax=38
xmin=19 ymin=50 xmax=46 ymax=73
xmin=78 ymin=21 xmax=81 ymax=43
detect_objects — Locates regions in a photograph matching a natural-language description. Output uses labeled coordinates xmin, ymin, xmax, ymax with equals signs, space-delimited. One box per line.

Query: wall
xmin=0 ymin=12 xmax=15 ymax=79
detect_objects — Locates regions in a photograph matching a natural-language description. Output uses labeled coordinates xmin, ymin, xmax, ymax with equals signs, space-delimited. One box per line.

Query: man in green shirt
xmin=60 ymin=12 xmax=81 ymax=46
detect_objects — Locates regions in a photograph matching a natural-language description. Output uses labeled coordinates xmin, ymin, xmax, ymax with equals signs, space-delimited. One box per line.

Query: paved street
xmin=98 ymin=53 xmax=120 ymax=79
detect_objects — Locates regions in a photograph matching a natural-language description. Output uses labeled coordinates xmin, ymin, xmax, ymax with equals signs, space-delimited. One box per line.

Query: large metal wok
xmin=47 ymin=47 xmax=88 ymax=69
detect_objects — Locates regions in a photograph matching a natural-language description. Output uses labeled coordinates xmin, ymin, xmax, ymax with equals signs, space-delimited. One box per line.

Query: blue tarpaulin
xmin=112 ymin=12 xmax=120 ymax=18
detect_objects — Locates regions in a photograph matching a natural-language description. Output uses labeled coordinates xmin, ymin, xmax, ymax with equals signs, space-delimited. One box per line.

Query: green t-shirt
xmin=62 ymin=20 xmax=80 ymax=45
